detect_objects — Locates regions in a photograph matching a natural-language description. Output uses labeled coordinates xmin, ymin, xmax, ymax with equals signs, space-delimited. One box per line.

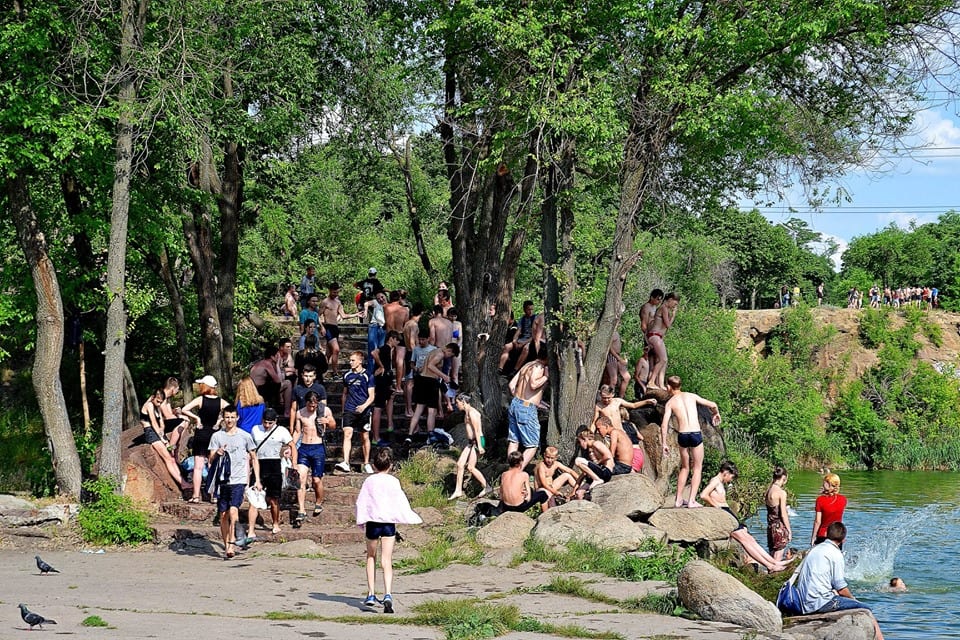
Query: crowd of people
xmin=851 ymin=284 xmax=941 ymax=309
xmin=137 ymin=272 xmax=890 ymax=629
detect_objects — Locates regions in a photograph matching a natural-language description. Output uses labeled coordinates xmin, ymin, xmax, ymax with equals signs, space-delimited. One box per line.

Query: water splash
xmin=844 ymin=504 xmax=942 ymax=581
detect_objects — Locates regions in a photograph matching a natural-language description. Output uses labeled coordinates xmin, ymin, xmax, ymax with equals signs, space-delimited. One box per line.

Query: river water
xmin=747 ymin=470 xmax=960 ymax=638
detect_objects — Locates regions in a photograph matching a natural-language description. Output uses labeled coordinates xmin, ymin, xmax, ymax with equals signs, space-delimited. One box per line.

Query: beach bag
xmin=776 ymin=564 xmax=804 ymax=615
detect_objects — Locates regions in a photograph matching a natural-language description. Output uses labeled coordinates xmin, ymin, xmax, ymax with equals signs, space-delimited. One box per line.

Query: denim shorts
xmin=507 ymin=398 xmax=540 ymax=449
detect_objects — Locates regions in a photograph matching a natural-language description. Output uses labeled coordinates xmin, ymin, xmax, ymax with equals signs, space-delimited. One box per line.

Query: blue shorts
xmin=677 ymin=431 xmax=703 ymax=448
xmin=508 ymin=397 xmax=540 ymax=449
xmin=365 ymin=521 xmax=397 ymax=540
xmin=217 ymin=484 xmax=245 ymax=513
xmin=297 ymin=443 xmax=326 ymax=478
xmin=815 ymin=595 xmax=870 ymax=613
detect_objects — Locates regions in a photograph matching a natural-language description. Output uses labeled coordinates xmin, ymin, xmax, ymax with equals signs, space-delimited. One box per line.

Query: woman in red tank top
xmin=811 ymin=472 xmax=846 ymax=546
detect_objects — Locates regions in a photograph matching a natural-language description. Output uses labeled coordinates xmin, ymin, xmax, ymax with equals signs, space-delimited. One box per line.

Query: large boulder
xmin=121 ymin=428 xmax=183 ymax=505
xmin=677 ymin=559 xmax=782 ymax=634
xmin=782 ymin=610 xmax=879 ymax=640
xmin=476 ymin=511 xmax=535 ymax=549
xmin=647 ymin=506 xmax=738 ymax=543
xmin=590 ymin=473 xmax=662 ymax=520
xmin=531 ymin=500 xmax=653 ymax=552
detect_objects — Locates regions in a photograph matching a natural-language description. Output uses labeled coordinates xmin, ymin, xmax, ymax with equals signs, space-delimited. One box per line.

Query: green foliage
xmin=634 ymin=593 xmax=686 ymax=617
xmin=516 ymin=537 xmax=695 ymax=583
xmin=396 ymin=528 xmax=483 ymax=574
xmin=76 ymin=478 xmax=154 ymax=545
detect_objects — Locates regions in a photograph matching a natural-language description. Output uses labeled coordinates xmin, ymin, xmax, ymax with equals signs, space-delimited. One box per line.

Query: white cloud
xmin=878 ymin=210 xmax=940 ymax=229
xmin=810 ymin=234 xmax=848 ymax=273
xmin=915 ymin=108 xmax=960 ymax=149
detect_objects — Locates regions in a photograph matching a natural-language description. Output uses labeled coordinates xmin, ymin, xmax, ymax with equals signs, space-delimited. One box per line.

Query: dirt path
xmin=1 ymin=539 xmax=762 ymax=639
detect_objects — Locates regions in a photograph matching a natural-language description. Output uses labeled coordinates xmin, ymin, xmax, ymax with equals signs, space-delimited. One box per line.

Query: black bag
xmin=467 ymin=501 xmax=502 ymax=527
xmin=282 ymin=465 xmax=301 ymax=491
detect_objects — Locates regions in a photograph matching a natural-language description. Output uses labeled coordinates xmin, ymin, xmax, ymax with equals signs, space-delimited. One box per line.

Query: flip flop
xmin=187 ymin=497 xmax=202 ymax=504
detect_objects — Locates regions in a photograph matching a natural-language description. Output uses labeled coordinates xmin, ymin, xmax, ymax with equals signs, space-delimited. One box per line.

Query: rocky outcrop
xmin=121 ymin=428 xmax=183 ymax=506
xmin=782 ymin=610 xmax=880 ymax=640
xmin=476 ymin=511 xmax=535 ymax=549
xmin=589 ymin=473 xmax=662 ymax=520
xmin=531 ymin=499 xmax=655 ymax=552
xmin=647 ymin=506 xmax=738 ymax=543
xmin=677 ymin=559 xmax=783 ymax=634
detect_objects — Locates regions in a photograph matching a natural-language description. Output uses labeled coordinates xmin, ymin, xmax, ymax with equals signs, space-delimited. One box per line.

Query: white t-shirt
xmin=251 ymin=425 xmax=293 ymax=460
xmin=796 ymin=539 xmax=848 ymax=614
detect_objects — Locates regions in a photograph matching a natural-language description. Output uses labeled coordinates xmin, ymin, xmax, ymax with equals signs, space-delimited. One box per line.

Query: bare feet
xmin=687 ymin=501 xmax=703 ymax=508
xmin=448 ymin=492 xmax=463 ymax=501
xmin=674 ymin=499 xmax=688 ymax=508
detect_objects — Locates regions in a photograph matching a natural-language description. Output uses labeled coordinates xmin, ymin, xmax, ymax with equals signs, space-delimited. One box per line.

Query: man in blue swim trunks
xmin=507 ymin=347 xmax=549 ymax=470
xmin=660 ymin=375 xmax=720 ymax=509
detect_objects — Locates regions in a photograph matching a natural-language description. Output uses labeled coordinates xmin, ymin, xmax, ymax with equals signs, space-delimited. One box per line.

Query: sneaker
xmin=376 ymin=439 xmax=391 ymax=447
xmin=364 ymin=594 xmax=377 ymax=607
xmin=382 ymin=594 xmax=393 ymax=614
xmin=363 ymin=463 xmax=374 ymax=474
xmin=335 ymin=461 xmax=351 ymax=473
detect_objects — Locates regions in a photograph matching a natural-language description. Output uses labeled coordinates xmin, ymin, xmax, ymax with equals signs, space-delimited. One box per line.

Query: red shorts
xmin=631 ymin=447 xmax=644 ymax=472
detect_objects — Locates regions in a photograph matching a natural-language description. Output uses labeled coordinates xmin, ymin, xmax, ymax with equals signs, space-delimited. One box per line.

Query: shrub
xmin=76 ymin=478 xmax=154 ymax=545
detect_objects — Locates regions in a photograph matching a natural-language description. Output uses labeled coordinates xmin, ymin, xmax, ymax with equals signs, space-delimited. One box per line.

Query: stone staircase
xmin=152 ymin=319 xmax=453 ymax=548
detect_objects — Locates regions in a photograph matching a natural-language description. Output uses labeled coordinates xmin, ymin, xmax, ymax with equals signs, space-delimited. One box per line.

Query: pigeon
xmin=35 ymin=555 xmax=59 ymax=575
xmin=18 ymin=604 xmax=57 ymax=630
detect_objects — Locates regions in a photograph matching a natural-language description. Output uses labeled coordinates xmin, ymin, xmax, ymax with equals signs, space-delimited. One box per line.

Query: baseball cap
xmin=195 ymin=374 xmax=218 ymax=388
xmin=368 ymin=267 xmax=377 ymax=275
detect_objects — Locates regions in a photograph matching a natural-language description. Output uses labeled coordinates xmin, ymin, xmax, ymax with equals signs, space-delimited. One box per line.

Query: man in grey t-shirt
xmin=209 ymin=405 xmax=260 ymax=559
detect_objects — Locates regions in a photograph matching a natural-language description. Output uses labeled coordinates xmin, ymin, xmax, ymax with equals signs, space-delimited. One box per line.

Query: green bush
xmin=76 ymin=478 xmax=154 ymax=545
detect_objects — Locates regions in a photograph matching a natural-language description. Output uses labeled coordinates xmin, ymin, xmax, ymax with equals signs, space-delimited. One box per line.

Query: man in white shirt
xmin=796 ymin=522 xmax=884 ymax=639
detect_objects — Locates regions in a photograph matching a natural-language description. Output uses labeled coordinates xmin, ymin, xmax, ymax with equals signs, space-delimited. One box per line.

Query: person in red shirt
xmin=811 ymin=472 xmax=847 ymax=546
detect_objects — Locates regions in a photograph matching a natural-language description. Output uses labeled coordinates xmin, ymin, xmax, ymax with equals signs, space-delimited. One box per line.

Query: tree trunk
xmin=183 ymin=203 xmax=228 ymax=385
xmin=153 ymin=245 xmax=193 ymax=395
xmin=101 ymin=0 xmax=145 ymax=482
xmin=392 ymin=139 xmax=434 ymax=275
xmin=122 ymin=363 xmax=140 ymax=431
xmin=8 ymin=171 xmax=83 ymax=497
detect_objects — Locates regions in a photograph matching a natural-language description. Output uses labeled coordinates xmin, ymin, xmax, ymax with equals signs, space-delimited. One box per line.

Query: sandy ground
xmin=0 ymin=538 xmax=765 ymax=639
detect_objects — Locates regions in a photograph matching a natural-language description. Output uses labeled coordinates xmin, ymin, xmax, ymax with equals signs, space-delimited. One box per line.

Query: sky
xmin=750 ymin=104 xmax=960 ymax=271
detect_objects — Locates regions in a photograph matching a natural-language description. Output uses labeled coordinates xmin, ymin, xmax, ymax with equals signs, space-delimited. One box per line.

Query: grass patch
xmin=396 ymin=449 xmax=445 ymax=487
xmin=81 ymin=615 xmax=109 ymax=627
xmin=514 ymin=537 xmax=696 ymax=583
xmin=411 ymin=482 xmax=447 ymax=508
xmin=539 ymin=576 xmax=618 ymax=606
xmin=412 ymin=598 xmax=621 ymax=640
xmin=395 ymin=528 xmax=483 ymax=574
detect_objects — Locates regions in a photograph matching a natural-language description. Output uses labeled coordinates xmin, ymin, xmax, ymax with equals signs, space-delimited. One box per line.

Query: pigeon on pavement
xmin=18 ymin=604 xmax=57 ymax=630
xmin=35 ymin=555 xmax=59 ymax=575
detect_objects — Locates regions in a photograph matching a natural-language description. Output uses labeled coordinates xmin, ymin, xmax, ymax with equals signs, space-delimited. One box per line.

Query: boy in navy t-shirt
xmin=339 ymin=351 xmax=375 ymax=473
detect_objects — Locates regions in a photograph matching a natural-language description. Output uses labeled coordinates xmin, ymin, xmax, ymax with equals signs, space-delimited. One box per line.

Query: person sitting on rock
xmin=593 ymin=415 xmax=634 ymax=477
xmin=700 ymin=461 xmax=789 ymax=573
xmin=619 ymin=407 xmax=646 ymax=472
xmin=573 ymin=426 xmax=614 ymax=497
xmin=498 ymin=450 xmax=549 ymax=514
xmin=534 ymin=446 xmax=577 ymax=508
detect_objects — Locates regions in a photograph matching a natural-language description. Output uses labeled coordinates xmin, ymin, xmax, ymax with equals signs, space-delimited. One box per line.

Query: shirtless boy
xmin=602 ymin=330 xmax=631 ymax=398
xmin=594 ymin=415 xmax=635 ymax=478
xmin=593 ymin=384 xmax=656 ymax=431
xmin=507 ymin=350 xmax=549 ymax=470
xmin=660 ymin=375 xmax=720 ymax=508
xmin=320 ymin=283 xmax=360 ymax=379
xmin=701 ymin=461 xmax=787 ymax=573
xmin=499 ymin=450 xmax=549 ymax=514
xmin=291 ymin=391 xmax=336 ymax=527
xmin=573 ymin=427 xmax=614 ymax=490
xmin=401 ymin=305 xmax=423 ymax=415
xmin=384 ymin=291 xmax=410 ymax=391
xmin=534 ymin=446 xmax=577 ymax=507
